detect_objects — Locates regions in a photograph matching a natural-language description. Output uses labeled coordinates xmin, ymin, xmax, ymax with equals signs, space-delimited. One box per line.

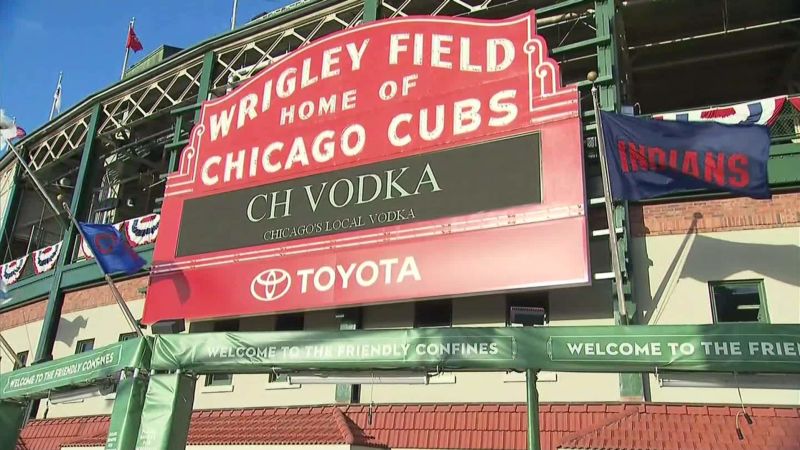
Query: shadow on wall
xmin=634 ymin=213 xmax=800 ymax=324
xmin=56 ymin=315 xmax=88 ymax=347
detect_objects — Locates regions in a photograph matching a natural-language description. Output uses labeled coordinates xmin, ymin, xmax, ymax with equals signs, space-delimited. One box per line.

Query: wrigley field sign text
xmin=145 ymin=12 xmax=588 ymax=323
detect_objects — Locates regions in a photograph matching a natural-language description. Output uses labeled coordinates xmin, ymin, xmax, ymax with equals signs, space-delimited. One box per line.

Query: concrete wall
xmin=630 ymin=226 xmax=800 ymax=405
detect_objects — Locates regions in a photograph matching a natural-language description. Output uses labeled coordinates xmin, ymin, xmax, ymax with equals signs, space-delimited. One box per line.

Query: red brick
xmin=630 ymin=192 xmax=800 ymax=237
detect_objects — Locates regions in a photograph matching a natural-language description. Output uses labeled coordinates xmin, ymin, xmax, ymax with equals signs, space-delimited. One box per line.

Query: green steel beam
xmin=538 ymin=0 xmax=592 ymax=14
xmin=59 ymin=246 xmax=153 ymax=290
xmin=592 ymin=0 xmax=643 ymax=399
xmin=34 ymin=104 xmax=101 ymax=364
xmin=194 ymin=51 xmax=215 ymax=122
xmin=552 ymin=36 xmax=610 ymax=55
xmin=363 ymin=0 xmax=379 ymax=21
xmin=0 ymin=163 xmax=22 ymax=261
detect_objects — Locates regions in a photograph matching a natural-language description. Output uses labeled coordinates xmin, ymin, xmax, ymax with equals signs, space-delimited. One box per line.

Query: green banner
xmin=135 ymin=373 xmax=195 ymax=450
xmin=549 ymin=332 xmax=800 ymax=370
xmin=151 ymin=324 xmax=800 ymax=374
xmin=0 ymin=401 xmax=25 ymax=450
xmin=0 ymin=337 xmax=151 ymax=400
xmin=105 ymin=372 xmax=148 ymax=450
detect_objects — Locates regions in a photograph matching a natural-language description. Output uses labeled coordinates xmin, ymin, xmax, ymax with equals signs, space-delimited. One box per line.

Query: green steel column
xmin=335 ymin=308 xmax=362 ymax=403
xmin=194 ymin=51 xmax=215 ymax=123
xmin=168 ymin=50 xmax=214 ymax=173
xmin=135 ymin=372 xmax=196 ymax=450
xmin=34 ymin=104 xmax=102 ymax=364
xmin=0 ymin=401 xmax=26 ymax=450
xmin=594 ymin=0 xmax=643 ymax=399
xmin=525 ymin=370 xmax=541 ymax=450
xmin=363 ymin=0 xmax=379 ymax=22
xmin=0 ymin=163 xmax=23 ymax=260
xmin=105 ymin=371 xmax=149 ymax=450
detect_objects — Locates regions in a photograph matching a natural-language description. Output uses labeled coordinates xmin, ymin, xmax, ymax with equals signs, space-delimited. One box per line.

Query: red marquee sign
xmin=143 ymin=11 xmax=588 ymax=324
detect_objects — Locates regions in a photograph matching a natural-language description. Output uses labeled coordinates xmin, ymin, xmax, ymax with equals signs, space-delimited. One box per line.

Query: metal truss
xmin=25 ymin=111 xmax=92 ymax=171
xmin=381 ymin=0 xmax=516 ymax=18
xmin=98 ymin=58 xmax=205 ymax=135
xmin=212 ymin=0 xmax=364 ymax=91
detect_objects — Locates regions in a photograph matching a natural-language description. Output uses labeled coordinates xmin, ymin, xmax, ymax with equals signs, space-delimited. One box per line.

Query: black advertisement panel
xmin=177 ymin=133 xmax=541 ymax=256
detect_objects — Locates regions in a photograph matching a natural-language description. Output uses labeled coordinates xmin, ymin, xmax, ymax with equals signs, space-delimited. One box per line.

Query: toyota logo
xmin=250 ymin=268 xmax=292 ymax=302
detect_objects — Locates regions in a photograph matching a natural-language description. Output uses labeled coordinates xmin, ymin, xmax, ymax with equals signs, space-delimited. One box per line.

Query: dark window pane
xmin=275 ymin=313 xmax=304 ymax=331
xmin=711 ymin=282 xmax=763 ymax=323
xmin=205 ymin=373 xmax=233 ymax=386
xmin=414 ymin=300 xmax=452 ymax=328
xmin=118 ymin=332 xmax=138 ymax=342
xmin=76 ymin=339 xmax=95 ymax=354
xmin=214 ymin=319 xmax=240 ymax=332
xmin=14 ymin=351 xmax=28 ymax=370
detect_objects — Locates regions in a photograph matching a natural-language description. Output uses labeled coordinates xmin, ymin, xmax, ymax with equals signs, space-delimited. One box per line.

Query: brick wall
xmin=629 ymin=191 xmax=800 ymax=237
xmin=0 ymin=276 xmax=147 ymax=331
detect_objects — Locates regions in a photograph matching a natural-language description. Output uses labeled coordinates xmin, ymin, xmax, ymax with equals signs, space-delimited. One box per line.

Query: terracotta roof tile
xmin=17 ymin=402 xmax=800 ymax=450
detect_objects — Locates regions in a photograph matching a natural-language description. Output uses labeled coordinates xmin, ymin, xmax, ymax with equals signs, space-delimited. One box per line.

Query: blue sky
xmin=0 ymin=0 xmax=294 ymax=132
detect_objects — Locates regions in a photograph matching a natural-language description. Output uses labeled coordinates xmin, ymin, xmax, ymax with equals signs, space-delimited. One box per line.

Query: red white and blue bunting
xmin=2 ymin=255 xmax=28 ymax=286
xmin=125 ymin=213 xmax=160 ymax=246
xmin=653 ymin=96 xmax=786 ymax=126
xmin=79 ymin=213 xmax=160 ymax=259
xmin=32 ymin=242 xmax=62 ymax=275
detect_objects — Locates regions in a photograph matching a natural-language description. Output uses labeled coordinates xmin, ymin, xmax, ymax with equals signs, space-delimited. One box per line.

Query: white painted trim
xmin=201 ymin=383 xmax=235 ymax=393
xmin=264 ymin=380 xmax=301 ymax=390
xmin=427 ymin=372 xmax=456 ymax=384
xmin=503 ymin=371 xmax=557 ymax=383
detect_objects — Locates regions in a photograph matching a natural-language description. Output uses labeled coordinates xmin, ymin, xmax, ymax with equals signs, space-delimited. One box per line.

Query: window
xmin=14 ymin=351 xmax=28 ymax=370
xmin=118 ymin=332 xmax=138 ymax=342
xmin=710 ymin=280 xmax=768 ymax=323
xmin=275 ymin=313 xmax=304 ymax=331
xmin=414 ymin=300 xmax=452 ymax=328
xmin=506 ymin=292 xmax=549 ymax=326
xmin=75 ymin=339 xmax=95 ymax=354
xmin=205 ymin=320 xmax=239 ymax=387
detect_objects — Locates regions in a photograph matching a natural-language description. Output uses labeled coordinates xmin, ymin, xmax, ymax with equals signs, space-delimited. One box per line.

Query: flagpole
xmin=231 ymin=0 xmax=239 ymax=30
xmin=0 ymin=135 xmax=144 ymax=338
xmin=55 ymin=197 xmax=145 ymax=338
xmin=121 ymin=18 xmax=134 ymax=80
xmin=589 ymin=72 xmax=629 ymax=323
xmin=0 ymin=333 xmax=23 ymax=367
xmin=49 ymin=72 xmax=63 ymax=121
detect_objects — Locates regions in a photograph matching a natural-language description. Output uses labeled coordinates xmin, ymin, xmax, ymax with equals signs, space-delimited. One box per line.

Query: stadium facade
xmin=0 ymin=0 xmax=798 ymax=449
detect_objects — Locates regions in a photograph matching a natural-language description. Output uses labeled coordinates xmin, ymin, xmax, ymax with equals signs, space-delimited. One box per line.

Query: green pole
xmin=526 ymin=370 xmax=541 ymax=450
xmin=34 ymin=103 xmax=102 ymax=363
xmin=0 ymin=401 xmax=26 ymax=450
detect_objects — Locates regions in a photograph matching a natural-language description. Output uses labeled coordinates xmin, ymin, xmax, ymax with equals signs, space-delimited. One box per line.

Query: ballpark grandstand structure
xmin=0 ymin=1 xmax=799 ymax=450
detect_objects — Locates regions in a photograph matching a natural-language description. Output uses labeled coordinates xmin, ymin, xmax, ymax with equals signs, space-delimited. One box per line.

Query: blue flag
xmin=599 ymin=111 xmax=771 ymax=200
xmin=79 ymin=223 xmax=146 ymax=275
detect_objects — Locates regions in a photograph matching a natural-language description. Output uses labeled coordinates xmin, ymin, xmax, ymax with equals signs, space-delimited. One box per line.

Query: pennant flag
xmin=652 ymin=96 xmax=786 ymax=126
xmin=126 ymin=24 xmax=143 ymax=52
xmin=600 ymin=111 xmax=771 ymax=201
xmin=79 ymin=222 xmax=146 ymax=275
xmin=53 ymin=76 xmax=63 ymax=116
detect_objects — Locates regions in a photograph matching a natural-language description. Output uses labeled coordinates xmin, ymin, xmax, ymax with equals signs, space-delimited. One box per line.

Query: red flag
xmin=126 ymin=25 xmax=143 ymax=52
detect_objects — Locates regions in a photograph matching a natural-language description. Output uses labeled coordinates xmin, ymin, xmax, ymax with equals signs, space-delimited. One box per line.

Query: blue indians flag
xmin=79 ymin=223 xmax=146 ymax=275
xmin=600 ymin=111 xmax=771 ymax=201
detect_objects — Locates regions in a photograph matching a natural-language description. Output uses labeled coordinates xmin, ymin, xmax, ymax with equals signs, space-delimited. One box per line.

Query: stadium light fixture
xmin=49 ymin=383 xmax=115 ymax=404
